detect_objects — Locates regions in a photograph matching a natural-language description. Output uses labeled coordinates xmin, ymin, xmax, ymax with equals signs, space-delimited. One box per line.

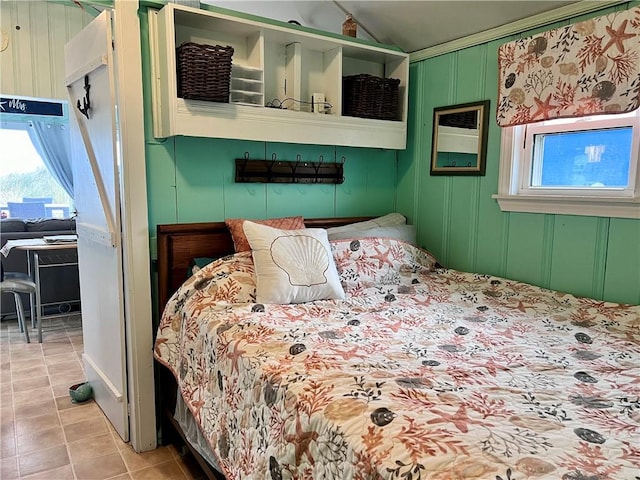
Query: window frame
xmin=494 ymin=110 xmax=640 ymax=219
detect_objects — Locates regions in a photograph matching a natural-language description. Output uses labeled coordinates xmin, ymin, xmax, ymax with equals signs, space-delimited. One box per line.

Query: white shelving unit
xmin=149 ymin=4 xmax=409 ymax=149
xmin=230 ymin=64 xmax=263 ymax=106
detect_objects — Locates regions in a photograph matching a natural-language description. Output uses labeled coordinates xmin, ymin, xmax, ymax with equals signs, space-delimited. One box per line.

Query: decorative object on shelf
xmin=430 ymin=100 xmax=490 ymax=176
xmin=76 ymin=75 xmax=91 ymax=119
xmin=169 ymin=0 xmax=200 ymax=6
xmin=176 ymin=42 xmax=234 ymax=102
xmin=342 ymin=14 xmax=357 ymax=37
xmin=69 ymin=381 xmax=93 ymax=403
xmin=236 ymin=153 xmax=345 ymax=184
xmin=343 ymin=74 xmax=400 ymax=121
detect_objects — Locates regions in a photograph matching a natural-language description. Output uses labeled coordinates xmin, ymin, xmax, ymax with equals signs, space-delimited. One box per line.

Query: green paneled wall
xmin=139 ymin=6 xmax=639 ymax=305
xmin=150 ymin=137 xmax=397 ymax=227
xmin=139 ymin=9 xmax=398 ymax=256
xmin=400 ymin=5 xmax=640 ymax=305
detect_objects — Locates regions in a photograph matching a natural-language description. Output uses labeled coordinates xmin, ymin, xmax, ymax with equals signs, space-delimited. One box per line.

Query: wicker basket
xmin=176 ymin=42 xmax=234 ymax=102
xmin=342 ymin=74 xmax=400 ymax=121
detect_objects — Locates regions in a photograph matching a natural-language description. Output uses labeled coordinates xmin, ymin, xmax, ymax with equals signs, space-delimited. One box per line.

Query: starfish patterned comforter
xmin=154 ymin=238 xmax=640 ymax=480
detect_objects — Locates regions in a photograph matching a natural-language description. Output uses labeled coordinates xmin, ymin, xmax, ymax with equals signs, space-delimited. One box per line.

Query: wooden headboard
xmin=156 ymin=217 xmax=372 ymax=312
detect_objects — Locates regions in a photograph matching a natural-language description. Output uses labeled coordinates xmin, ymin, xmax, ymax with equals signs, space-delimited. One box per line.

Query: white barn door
xmin=65 ymin=3 xmax=156 ymax=451
xmin=66 ymin=9 xmax=129 ymax=441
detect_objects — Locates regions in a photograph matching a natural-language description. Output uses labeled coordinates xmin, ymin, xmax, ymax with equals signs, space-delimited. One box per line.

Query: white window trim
xmin=493 ymin=113 xmax=640 ymax=219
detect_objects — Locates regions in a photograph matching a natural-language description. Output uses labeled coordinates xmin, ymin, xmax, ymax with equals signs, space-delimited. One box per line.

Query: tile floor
xmin=0 ymin=315 xmax=206 ymax=480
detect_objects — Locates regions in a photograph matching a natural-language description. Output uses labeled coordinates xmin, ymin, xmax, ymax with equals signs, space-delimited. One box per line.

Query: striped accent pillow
xmin=225 ymin=216 xmax=305 ymax=252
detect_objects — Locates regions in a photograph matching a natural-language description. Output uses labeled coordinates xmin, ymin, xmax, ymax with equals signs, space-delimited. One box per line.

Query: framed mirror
xmin=430 ymin=100 xmax=490 ymax=176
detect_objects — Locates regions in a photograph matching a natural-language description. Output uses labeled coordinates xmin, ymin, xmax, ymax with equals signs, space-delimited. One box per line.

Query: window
xmin=494 ymin=110 xmax=640 ymax=219
xmin=0 ymin=122 xmax=73 ymax=219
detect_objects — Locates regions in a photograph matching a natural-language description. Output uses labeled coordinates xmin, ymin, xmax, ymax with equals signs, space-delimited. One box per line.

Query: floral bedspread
xmin=154 ymin=238 xmax=640 ymax=480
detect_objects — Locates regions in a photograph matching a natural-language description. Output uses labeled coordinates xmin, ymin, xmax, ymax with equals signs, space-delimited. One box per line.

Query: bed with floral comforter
xmin=154 ymin=238 xmax=639 ymax=480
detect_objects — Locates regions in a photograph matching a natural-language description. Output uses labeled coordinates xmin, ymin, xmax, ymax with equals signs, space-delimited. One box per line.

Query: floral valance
xmin=497 ymin=6 xmax=640 ymax=127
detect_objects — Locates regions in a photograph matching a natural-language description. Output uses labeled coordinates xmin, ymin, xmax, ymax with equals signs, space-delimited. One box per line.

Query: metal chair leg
xmin=12 ymin=292 xmax=30 ymax=343
xmin=30 ymin=291 xmax=36 ymax=329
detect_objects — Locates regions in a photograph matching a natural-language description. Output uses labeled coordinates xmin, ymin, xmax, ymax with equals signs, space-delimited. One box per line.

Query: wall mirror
xmin=430 ymin=100 xmax=490 ymax=176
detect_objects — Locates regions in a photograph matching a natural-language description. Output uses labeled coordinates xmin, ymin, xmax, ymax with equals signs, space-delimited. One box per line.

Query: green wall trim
xmin=411 ymin=64 xmax=424 ymax=225
xmin=468 ymin=179 xmax=481 ymax=272
xmin=592 ymin=217 xmax=610 ymax=300
xmin=540 ymin=215 xmax=555 ymax=288
xmin=500 ymin=213 xmax=510 ymax=277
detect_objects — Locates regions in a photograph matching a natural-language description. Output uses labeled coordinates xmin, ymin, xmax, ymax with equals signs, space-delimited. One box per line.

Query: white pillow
xmin=328 ymin=224 xmax=417 ymax=245
xmin=243 ymin=221 xmax=345 ymax=304
xmin=326 ymin=213 xmax=406 ymax=239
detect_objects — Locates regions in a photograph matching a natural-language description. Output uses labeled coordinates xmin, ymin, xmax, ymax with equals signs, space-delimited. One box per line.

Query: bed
xmin=154 ymin=217 xmax=639 ymax=480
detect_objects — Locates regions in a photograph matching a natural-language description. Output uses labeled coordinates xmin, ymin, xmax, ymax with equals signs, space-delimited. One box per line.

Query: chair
xmin=7 ymin=201 xmax=46 ymax=219
xmin=23 ymin=197 xmax=53 ymax=204
xmin=0 ymin=269 xmax=35 ymax=343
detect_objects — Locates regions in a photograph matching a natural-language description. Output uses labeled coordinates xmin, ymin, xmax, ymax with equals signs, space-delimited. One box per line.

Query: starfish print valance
xmin=497 ymin=6 xmax=640 ymax=127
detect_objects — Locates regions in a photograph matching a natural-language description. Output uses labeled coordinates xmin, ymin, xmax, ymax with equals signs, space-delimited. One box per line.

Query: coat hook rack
xmin=76 ymin=75 xmax=91 ymax=119
xmin=235 ymin=153 xmax=344 ymax=184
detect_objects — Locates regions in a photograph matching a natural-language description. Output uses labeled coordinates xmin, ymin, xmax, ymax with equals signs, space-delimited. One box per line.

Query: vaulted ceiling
xmin=205 ymin=0 xmax=582 ymax=52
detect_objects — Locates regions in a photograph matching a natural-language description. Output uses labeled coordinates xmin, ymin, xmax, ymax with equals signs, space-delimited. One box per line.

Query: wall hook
xmin=76 ymin=75 xmax=91 ymax=119
xmin=235 ymin=155 xmax=345 ymax=184
xmin=267 ymin=153 xmax=277 ymax=182
xmin=291 ymin=154 xmax=302 ymax=183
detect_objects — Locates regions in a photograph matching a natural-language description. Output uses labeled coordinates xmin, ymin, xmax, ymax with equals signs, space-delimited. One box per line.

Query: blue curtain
xmin=27 ymin=122 xmax=74 ymax=199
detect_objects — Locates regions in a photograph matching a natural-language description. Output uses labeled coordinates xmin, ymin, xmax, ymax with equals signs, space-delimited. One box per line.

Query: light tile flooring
xmin=1 ymin=315 xmax=206 ymax=480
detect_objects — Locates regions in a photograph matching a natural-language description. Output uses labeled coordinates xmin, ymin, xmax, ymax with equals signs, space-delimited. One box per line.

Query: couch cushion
xmin=25 ymin=218 xmax=76 ymax=232
xmin=0 ymin=219 xmax=27 ymax=233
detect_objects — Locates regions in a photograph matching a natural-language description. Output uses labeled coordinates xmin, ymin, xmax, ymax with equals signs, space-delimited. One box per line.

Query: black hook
xmin=266 ymin=153 xmax=277 ymax=182
xmin=339 ymin=156 xmax=346 ymax=183
xmin=291 ymin=154 xmax=302 ymax=183
xmin=76 ymin=75 xmax=91 ymax=119
xmin=313 ymin=155 xmax=325 ymax=183
xmin=241 ymin=152 xmax=250 ymax=181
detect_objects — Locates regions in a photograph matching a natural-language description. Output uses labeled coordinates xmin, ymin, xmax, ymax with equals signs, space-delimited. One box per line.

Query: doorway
xmin=0 ymin=104 xmax=80 ymax=328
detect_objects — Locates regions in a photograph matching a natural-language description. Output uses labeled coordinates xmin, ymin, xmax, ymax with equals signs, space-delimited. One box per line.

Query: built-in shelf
xmin=149 ymin=3 xmax=409 ymax=149
xmin=230 ymin=64 xmax=263 ymax=106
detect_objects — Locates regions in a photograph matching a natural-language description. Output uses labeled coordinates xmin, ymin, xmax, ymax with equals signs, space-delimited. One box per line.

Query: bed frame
xmin=155 ymin=217 xmax=372 ymax=479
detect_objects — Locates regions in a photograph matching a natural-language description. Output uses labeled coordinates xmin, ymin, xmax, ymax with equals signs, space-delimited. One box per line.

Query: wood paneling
xmin=0 ymin=1 xmax=92 ymax=99
xmin=148 ymin=135 xmax=398 ymax=228
xmin=604 ymin=218 xmax=640 ymax=304
xmin=403 ymin=7 xmax=640 ymax=305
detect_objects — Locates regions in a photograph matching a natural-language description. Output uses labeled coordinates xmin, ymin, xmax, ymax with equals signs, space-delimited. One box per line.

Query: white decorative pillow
xmin=243 ymin=221 xmax=345 ymax=304
xmin=327 ymin=225 xmax=417 ymax=245
xmin=326 ymin=213 xmax=406 ymax=239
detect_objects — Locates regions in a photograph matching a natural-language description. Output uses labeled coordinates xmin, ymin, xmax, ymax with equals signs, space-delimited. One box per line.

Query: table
xmin=1 ymin=236 xmax=79 ymax=342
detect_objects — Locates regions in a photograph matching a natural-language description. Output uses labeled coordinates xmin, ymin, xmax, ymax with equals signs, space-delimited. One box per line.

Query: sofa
xmin=1 ymin=218 xmax=80 ymax=321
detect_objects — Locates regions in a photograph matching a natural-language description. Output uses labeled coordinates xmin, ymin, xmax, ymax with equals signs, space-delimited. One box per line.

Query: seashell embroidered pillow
xmin=243 ymin=221 xmax=345 ymax=304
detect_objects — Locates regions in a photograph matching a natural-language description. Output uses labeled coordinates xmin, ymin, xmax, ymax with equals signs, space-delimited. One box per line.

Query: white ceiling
xmin=204 ymin=0 xmax=581 ymax=52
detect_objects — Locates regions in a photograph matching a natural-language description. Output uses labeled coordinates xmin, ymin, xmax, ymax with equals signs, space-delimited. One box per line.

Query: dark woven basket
xmin=176 ymin=42 xmax=234 ymax=102
xmin=342 ymin=74 xmax=400 ymax=121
